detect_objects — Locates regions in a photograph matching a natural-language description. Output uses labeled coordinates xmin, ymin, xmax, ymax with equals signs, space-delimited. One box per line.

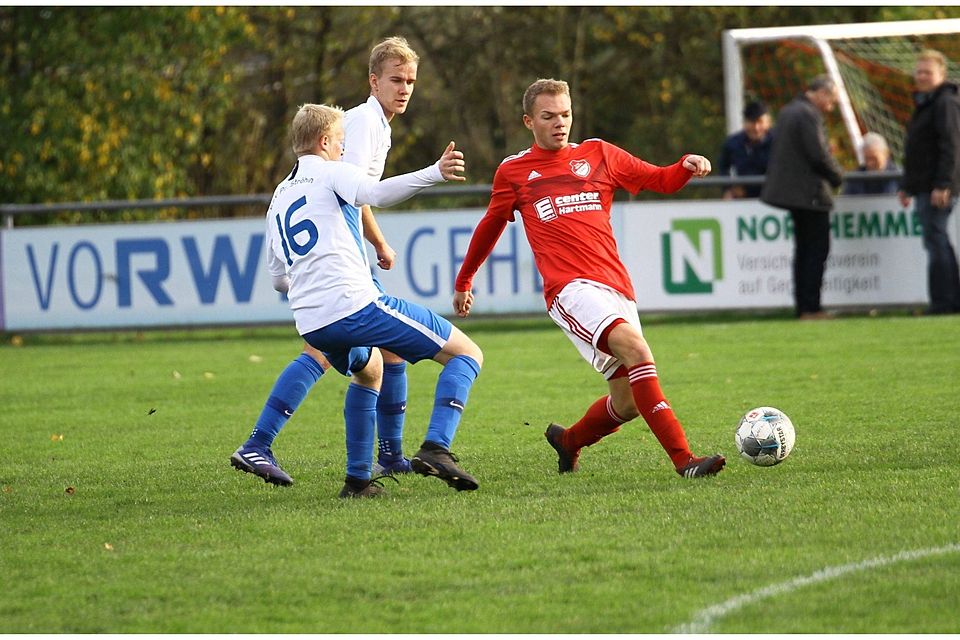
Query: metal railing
xmin=0 ymin=171 xmax=902 ymax=229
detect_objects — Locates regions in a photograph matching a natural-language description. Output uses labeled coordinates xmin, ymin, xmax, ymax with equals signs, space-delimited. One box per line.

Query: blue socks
xmin=344 ymin=383 xmax=379 ymax=480
xmin=245 ymin=353 xmax=324 ymax=449
xmin=376 ymin=362 xmax=408 ymax=461
xmin=425 ymin=355 xmax=481 ymax=449
xmin=246 ymin=352 xmax=475 ymax=478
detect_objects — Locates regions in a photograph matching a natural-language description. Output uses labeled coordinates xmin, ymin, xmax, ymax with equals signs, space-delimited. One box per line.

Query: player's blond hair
xmin=369 ymin=36 xmax=419 ymax=77
xmin=917 ymin=48 xmax=947 ymax=72
xmin=291 ymin=104 xmax=343 ymax=156
xmin=523 ymin=78 xmax=570 ymax=116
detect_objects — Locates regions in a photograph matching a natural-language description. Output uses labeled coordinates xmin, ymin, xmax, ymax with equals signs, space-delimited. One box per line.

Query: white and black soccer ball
xmin=734 ymin=406 xmax=796 ymax=466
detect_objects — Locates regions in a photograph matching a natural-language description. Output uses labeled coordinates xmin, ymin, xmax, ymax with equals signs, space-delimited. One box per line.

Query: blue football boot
xmin=371 ymin=454 xmax=413 ymax=476
xmin=230 ymin=445 xmax=293 ymax=486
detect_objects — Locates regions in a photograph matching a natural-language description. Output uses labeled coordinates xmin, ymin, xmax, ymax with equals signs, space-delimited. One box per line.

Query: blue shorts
xmin=304 ymin=294 xmax=452 ymax=365
xmin=323 ymin=346 xmax=373 ymax=377
xmin=318 ymin=268 xmax=384 ymax=376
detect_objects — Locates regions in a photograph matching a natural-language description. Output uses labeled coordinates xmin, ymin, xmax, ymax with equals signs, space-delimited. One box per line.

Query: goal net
xmin=722 ymin=19 xmax=960 ymax=167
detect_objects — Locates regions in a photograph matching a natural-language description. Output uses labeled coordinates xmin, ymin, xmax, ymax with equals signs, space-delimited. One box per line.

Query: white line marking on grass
xmin=674 ymin=543 xmax=960 ymax=633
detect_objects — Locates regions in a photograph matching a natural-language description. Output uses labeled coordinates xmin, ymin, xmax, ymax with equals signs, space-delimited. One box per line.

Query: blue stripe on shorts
xmin=302 ymin=294 xmax=452 ymax=364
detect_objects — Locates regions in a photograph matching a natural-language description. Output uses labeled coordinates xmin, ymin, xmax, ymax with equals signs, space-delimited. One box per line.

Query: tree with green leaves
xmin=3 ymin=6 xmax=958 ymax=219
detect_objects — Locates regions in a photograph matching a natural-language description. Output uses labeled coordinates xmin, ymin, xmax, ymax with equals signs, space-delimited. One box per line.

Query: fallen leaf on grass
xmin=65 ymin=486 xmax=76 ymax=495
xmin=147 ymin=408 xmax=157 ymax=415
xmin=2 ymin=485 xmax=12 ymax=494
xmin=203 ymin=372 xmax=215 ymax=379
xmin=248 ymin=354 xmax=263 ymax=363
xmin=51 ymin=434 xmax=64 ymax=442
xmin=103 ymin=543 xmax=114 ymax=551
xmin=172 ymin=371 xmax=182 ymax=379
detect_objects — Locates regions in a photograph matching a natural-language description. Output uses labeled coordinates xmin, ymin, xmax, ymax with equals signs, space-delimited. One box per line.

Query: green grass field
xmin=1 ymin=313 xmax=959 ymax=633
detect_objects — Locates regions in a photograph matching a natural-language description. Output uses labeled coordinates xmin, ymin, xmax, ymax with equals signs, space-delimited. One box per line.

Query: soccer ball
xmin=734 ymin=406 xmax=796 ymax=466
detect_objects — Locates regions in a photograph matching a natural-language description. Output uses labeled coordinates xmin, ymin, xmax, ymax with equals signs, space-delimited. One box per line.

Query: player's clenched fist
xmin=682 ymin=154 xmax=711 ymax=177
xmin=453 ymin=290 xmax=474 ymax=317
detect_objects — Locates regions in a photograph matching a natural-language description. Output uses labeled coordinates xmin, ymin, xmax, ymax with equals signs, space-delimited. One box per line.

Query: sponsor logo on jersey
xmin=534 ymin=191 xmax=603 ymax=221
xmin=555 ymin=191 xmax=602 ymax=216
xmin=570 ymin=159 xmax=591 ymax=178
xmin=527 ymin=170 xmax=542 ymax=181
xmin=534 ymin=197 xmax=558 ymax=222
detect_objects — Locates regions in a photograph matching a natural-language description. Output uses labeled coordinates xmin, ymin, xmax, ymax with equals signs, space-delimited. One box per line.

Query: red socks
xmin=560 ymin=363 xmax=692 ymax=468
xmin=627 ymin=362 xmax=692 ymax=467
xmin=562 ymin=395 xmax=627 ymax=452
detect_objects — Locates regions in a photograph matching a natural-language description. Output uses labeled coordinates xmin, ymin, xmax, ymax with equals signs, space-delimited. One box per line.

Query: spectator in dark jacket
xmin=761 ymin=75 xmax=844 ymax=319
xmin=718 ymin=101 xmax=772 ymax=199
xmin=843 ymin=132 xmax=899 ymax=195
xmin=897 ymin=49 xmax=960 ymax=315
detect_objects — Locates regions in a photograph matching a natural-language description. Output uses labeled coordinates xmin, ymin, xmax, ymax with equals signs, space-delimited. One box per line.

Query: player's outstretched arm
xmin=682 ymin=154 xmax=712 ymax=177
xmin=452 ymin=212 xmax=509 ymax=317
xmin=351 ymin=141 xmax=465 ymax=209
xmin=352 ymin=146 xmax=448 ymax=209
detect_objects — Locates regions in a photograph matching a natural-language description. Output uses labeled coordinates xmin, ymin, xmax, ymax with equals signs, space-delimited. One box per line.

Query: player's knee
xmin=441 ymin=327 xmax=483 ymax=368
xmin=353 ymin=349 xmax=383 ymax=389
xmin=460 ymin=339 xmax=483 ymax=368
xmin=608 ymin=328 xmax=652 ymax=365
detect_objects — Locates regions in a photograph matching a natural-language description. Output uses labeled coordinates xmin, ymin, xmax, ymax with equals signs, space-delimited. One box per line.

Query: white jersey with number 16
xmin=265 ymin=154 xmax=380 ymax=335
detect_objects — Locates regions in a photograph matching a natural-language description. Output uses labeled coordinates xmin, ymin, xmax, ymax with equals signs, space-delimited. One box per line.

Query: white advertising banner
xmin=372 ymin=210 xmax=544 ymax=315
xmin=0 ymin=196 xmax=953 ymax=331
xmin=0 ymin=219 xmax=290 ymax=330
xmin=622 ymin=195 xmax=938 ymax=311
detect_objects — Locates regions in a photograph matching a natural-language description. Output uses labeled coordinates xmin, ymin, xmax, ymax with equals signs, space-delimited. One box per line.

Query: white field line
xmin=674 ymin=542 xmax=960 ymax=633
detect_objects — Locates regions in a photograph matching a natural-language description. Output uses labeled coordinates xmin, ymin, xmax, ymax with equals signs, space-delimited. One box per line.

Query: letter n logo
xmin=661 ymin=218 xmax=723 ymax=294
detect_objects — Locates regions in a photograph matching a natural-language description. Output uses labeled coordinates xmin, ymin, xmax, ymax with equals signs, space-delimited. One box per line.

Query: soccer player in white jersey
xmin=343 ymin=38 xmax=421 ymax=475
xmin=231 ymin=37 xmax=423 ymax=486
xmin=255 ymin=103 xmax=481 ymax=497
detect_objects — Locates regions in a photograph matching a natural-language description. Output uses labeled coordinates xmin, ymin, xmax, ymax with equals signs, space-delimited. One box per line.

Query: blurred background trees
xmin=2 ymin=5 xmax=958 ymax=212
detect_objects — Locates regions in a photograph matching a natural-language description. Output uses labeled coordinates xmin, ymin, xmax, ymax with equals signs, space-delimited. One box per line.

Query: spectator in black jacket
xmin=761 ymin=75 xmax=844 ymax=319
xmin=843 ymin=132 xmax=899 ymax=196
xmin=898 ymin=49 xmax=960 ymax=315
xmin=718 ymin=101 xmax=772 ymax=199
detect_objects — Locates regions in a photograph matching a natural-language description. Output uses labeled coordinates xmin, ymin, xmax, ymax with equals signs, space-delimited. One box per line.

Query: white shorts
xmin=547 ymin=279 xmax=643 ymax=380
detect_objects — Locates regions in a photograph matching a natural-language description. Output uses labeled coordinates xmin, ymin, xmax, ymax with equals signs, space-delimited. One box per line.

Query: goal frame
xmin=722 ymin=19 xmax=960 ymax=164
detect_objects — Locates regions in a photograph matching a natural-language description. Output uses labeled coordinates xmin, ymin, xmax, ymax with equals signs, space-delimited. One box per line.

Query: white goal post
xmin=722 ymin=19 xmax=960 ymax=164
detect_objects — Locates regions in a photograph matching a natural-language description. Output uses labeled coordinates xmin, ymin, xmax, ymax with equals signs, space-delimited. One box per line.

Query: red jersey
xmin=456 ymin=139 xmax=693 ymax=307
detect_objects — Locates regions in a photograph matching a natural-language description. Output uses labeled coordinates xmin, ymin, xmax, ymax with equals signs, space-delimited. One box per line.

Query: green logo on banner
xmin=661 ymin=218 xmax=723 ymax=294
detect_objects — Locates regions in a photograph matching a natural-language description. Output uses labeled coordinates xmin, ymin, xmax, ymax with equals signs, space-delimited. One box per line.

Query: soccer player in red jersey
xmin=453 ymin=78 xmax=725 ymax=478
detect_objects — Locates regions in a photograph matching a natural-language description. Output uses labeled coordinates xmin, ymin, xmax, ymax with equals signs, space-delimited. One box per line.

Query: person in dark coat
xmin=718 ymin=100 xmax=772 ymax=199
xmin=897 ymin=49 xmax=960 ymax=315
xmin=761 ymin=75 xmax=844 ymax=319
xmin=843 ymin=132 xmax=899 ymax=196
